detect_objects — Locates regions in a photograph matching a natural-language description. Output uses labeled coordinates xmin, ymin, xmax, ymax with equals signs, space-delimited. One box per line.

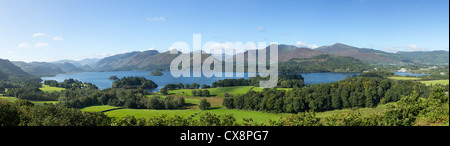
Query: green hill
xmin=315 ymin=43 xmax=449 ymax=65
xmin=0 ymin=59 xmax=40 ymax=82
xmin=396 ymin=51 xmax=449 ymax=65
xmin=280 ymin=54 xmax=370 ymax=73
xmin=12 ymin=61 xmax=84 ymax=77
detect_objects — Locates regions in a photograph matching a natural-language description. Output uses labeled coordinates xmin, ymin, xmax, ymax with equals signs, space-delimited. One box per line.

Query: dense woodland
xmin=3 ymin=77 xmax=185 ymax=110
xmin=58 ymin=87 xmax=185 ymax=110
xmin=212 ymin=74 xmax=305 ymax=88
xmin=223 ymin=72 xmax=432 ymax=113
xmin=159 ymin=83 xmax=211 ymax=95
xmin=112 ymin=77 xmax=158 ymax=89
xmin=278 ymin=55 xmax=370 ymax=73
xmin=1 ymin=85 xmax=447 ymax=126
xmin=44 ymin=79 xmax=98 ymax=89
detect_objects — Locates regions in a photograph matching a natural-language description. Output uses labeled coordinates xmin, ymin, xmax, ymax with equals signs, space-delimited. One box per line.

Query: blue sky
xmin=0 ymin=0 xmax=448 ymax=62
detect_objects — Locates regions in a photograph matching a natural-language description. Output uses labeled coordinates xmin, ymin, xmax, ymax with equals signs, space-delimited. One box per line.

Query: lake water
xmin=393 ymin=72 xmax=430 ymax=77
xmin=41 ymin=71 xmax=359 ymax=91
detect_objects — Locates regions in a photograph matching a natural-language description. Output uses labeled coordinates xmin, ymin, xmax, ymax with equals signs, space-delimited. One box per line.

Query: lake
xmin=393 ymin=72 xmax=430 ymax=77
xmin=41 ymin=71 xmax=359 ymax=91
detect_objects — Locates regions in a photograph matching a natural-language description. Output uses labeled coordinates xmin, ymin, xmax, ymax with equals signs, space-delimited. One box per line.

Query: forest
xmin=222 ymin=73 xmax=432 ymax=113
xmin=4 ymin=78 xmax=185 ymax=110
xmin=212 ymin=74 xmax=305 ymax=88
xmin=1 ymin=85 xmax=447 ymax=126
xmin=112 ymin=77 xmax=158 ymax=89
xmin=278 ymin=54 xmax=370 ymax=73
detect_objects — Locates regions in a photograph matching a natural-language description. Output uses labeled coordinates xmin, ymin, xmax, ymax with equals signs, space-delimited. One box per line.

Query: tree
xmin=199 ymin=99 xmax=211 ymax=110
xmin=223 ymin=98 xmax=234 ymax=109
xmin=160 ymin=88 xmax=169 ymax=95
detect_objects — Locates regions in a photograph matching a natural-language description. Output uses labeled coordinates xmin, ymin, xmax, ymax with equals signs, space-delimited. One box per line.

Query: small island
xmin=150 ymin=70 xmax=164 ymax=76
xmin=112 ymin=76 xmax=158 ymax=89
xmin=109 ymin=76 xmax=119 ymax=80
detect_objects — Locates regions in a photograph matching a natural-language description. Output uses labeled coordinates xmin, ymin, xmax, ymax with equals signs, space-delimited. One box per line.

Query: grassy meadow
xmin=388 ymin=76 xmax=421 ymax=80
xmin=388 ymin=76 xmax=449 ymax=86
xmin=420 ymin=80 xmax=449 ymax=86
xmin=0 ymin=85 xmax=62 ymax=105
xmin=39 ymin=85 xmax=65 ymax=93
xmin=0 ymin=95 xmax=59 ymax=106
xmin=169 ymin=86 xmax=254 ymax=97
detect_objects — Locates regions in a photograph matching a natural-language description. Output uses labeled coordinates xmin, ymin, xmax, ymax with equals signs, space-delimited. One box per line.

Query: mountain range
xmin=2 ymin=43 xmax=448 ymax=77
xmin=315 ymin=43 xmax=449 ymax=65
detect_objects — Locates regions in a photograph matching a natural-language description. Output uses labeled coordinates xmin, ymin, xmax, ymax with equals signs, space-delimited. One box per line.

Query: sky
xmin=0 ymin=0 xmax=448 ymax=62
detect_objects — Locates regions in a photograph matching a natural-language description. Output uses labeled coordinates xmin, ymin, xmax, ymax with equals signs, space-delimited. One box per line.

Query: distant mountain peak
xmin=316 ymin=43 xmax=449 ymax=65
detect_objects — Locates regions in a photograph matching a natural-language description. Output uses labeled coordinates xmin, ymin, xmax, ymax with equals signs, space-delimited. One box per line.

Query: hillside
xmin=93 ymin=50 xmax=218 ymax=71
xmin=315 ymin=43 xmax=449 ymax=65
xmin=52 ymin=58 xmax=100 ymax=70
xmin=279 ymin=54 xmax=370 ymax=73
xmin=231 ymin=44 xmax=325 ymax=63
xmin=93 ymin=50 xmax=179 ymax=71
xmin=0 ymin=59 xmax=40 ymax=82
xmin=12 ymin=61 xmax=85 ymax=77
xmin=396 ymin=51 xmax=449 ymax=65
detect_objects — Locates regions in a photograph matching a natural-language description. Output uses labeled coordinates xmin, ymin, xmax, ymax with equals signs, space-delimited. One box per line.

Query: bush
xmin=199 ymin=99 xmax=211 ymax=110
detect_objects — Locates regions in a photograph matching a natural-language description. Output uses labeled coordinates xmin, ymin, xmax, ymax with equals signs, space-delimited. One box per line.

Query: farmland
xmin=169 ymin=86 xmax=254 ymax=97
xmin=0 ymin=94 xmax=59 ymax=106
xmin=420 ymin=80 xmax=449 ymax=86
xmin=388 ymin=77 xmax=421 ymax=80
xmin=39 ymin=85 xmax=65 ymax=93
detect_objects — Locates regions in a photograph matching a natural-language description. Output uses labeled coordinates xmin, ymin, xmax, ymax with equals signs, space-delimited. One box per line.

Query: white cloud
xmin=33 ymin=33 xmax=63 ymax=41
xmin=17 ymin=43 xmax=30 ymax=48
xmin=380 ymin=47 xmax=398 ymax=53
xmin=52 ymin=37 xmax=63 ymax=41
xmin=147 ymin=17 xmax=166 ymax=22
xmin=8 ymin=50 xmax=15 ymax=54
xmin=296 ymin=41 xmax=319 ymax=49
xmin=257 ymin=26 xmax=265 ymax=32
xmin=404 ymin=44 xmax=428 ymax=52
xmin=33 ymin=33 xmax=47 ymax=37
xmin=35 ymin=42 xmax=49 ymax=48
xmin=101 ymin=52 xmax=113 ymax=57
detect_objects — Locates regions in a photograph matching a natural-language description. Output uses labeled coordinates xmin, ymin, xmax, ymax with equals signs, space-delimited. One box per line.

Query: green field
xmin=39 ymin=85 xmax=65 ymax=93
xmin=206 ymin=108 xmax=292 ymax=123
xmin=81 ymin=105 xmax=122 ymax=112
xmin=420 ymin=80 xmax=449 ymax=86
xmin=169 ymin=86 xmax=254 ymax=97
xmin=0 ymin=95 xmax=16 ymax=102
xmin=80 ymin=102 xmax=393 ymax=124
xmin=252 ymin=87 xmax=292 ymax=92
xmin=105 ymin=108 xmax=199 ymax=119
xmin=80 ymin=105 xmax=289 ymax=123
xmin=0 ymin=95 xmax=59 ymax=106
xmin=388 ymin=77 xmax=449 ymax=86
xmin=388 ymin=77 xmax=421 ymax=80
xmin=315 ymin=103 xmax=391 ymax=118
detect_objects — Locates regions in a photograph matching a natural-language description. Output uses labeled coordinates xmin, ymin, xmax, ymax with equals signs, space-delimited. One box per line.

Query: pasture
xmin=0 ymin=95 xmax=59 ymax=106
xmin=388 ymin=77 xmax=421 ymax=80
xmin=169 ymin=86 xmax=254 ymax=97
xmin=420 ymin=80 xmax=449 ymax=86
xmin=39 ymin=85 xmax=65 ymax=93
